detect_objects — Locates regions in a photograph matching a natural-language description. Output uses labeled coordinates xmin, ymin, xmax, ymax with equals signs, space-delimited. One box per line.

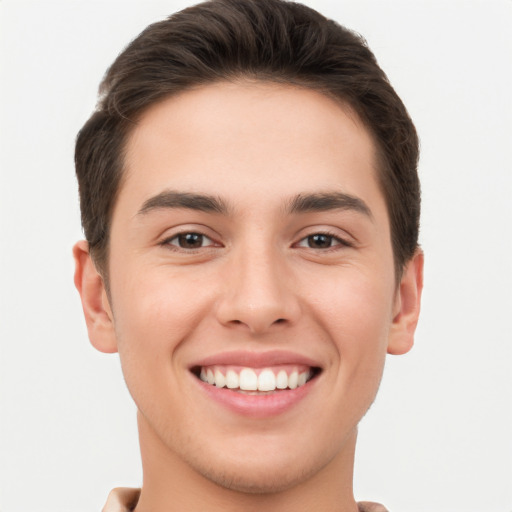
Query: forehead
xmin=119 ymin=81 xmax=386 ymax=220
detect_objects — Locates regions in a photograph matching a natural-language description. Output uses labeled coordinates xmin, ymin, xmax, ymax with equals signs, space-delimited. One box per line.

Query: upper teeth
xmin=199 ymin=366 xmax=312 ymax=392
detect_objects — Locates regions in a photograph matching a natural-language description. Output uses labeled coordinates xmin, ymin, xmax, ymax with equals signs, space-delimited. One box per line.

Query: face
xmin=76 ymin=81 xmax=421 ymax=494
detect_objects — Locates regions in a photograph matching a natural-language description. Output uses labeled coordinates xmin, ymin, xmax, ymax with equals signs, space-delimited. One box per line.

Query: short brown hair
xmin=75 ymin=0 xmax=420 ymax=279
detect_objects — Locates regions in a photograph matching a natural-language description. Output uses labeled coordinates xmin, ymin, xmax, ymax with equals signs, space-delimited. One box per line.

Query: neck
xmin=134 ymin=412 xmax=359 ymax=512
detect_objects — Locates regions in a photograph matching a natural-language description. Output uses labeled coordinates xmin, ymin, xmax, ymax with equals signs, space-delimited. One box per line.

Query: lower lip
xmin=193 ymin=374 xmax=317 ymax=418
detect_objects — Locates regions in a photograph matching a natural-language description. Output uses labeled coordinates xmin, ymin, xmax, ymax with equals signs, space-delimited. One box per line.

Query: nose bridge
xmin=216 ymin=238 xmax=299 ymax=333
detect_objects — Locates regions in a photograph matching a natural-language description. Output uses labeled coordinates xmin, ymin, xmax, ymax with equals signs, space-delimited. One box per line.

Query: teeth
xmin=198 ymin=365 xmax=313 ymax=392
xmin=225 ymin=369 xmax=239 ymax=389
xmin=288 ymin=371 xmax=298 ymax=389
xmin=258 ymin=369 xmax=276 ymax=391
xmin=239 ymin=368 xmax=258 ymax=391
xmin=276 ymin=370 xmax=288 ymax=389
xmin=214 ymin=369 xmax=225 ymax=388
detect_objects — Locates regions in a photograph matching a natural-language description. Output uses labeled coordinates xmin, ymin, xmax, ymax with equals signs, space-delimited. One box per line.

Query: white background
xmin=1 ymin=1 xmax=511 ymax=511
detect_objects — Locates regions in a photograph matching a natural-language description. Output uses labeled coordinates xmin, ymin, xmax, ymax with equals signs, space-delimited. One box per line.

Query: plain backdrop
xmin=1 ymin=1 xmax=511 ymax=511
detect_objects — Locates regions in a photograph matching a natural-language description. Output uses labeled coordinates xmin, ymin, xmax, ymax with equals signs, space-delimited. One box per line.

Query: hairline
xmin=91 ymin=77 xmax=410 ymax=285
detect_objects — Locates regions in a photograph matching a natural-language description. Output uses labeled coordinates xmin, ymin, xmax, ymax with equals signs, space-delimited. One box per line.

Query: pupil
xmin=309 ymin=234 xmax=331 ymax=248
xmin=179 ymin=233 xmax=203 ymax=248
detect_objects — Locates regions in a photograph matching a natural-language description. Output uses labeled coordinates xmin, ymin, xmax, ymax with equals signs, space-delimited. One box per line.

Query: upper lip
xmin=189 ymin=350 xmax=322 ymax=370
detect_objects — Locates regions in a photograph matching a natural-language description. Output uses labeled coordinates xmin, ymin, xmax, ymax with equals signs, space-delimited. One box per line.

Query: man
xmin=73 ymin=0 xmax=423 ymax=510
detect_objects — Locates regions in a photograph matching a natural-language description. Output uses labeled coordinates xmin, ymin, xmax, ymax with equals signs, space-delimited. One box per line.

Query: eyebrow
xmin=137 ymin=189 xmax=372 ymax=219
xmin=287 ymin=192 xmax=373 ymax=218
xmin=138 ymin=191 xmax=229 ymax=215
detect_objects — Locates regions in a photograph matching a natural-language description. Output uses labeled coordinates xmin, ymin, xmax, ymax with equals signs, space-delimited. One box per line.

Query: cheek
xmin=345 ymin=283 xmax=393 ymax=399
xmin=314 ymin=266 xmax=394 ymax=341
xmin=311 ymin=268 xmax=394 ymax=388
xmin=108 ymin=271 xmax=204 ymax=419
xmin=112 ymin=265 xmax=208 ymax=339
xmin=108 ymin=268 xmax=212 ymax=387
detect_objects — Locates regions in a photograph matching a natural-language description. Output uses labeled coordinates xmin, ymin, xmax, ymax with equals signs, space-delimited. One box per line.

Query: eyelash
xmin=161 ymin=232 xmax=218 ymax=250
xmin=294 ymin=231 xmax=352 ymax=250
xmin=161 ymin=230 xmax=352 ymax=252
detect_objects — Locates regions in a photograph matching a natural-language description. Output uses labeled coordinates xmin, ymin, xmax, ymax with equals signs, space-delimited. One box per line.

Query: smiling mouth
xmin=192 ymin=365 xmax=321 ymax=393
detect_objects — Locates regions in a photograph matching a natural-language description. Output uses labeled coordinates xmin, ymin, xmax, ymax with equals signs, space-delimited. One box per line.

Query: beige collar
xmin=102 ymin=487 xmax=388 ymax=512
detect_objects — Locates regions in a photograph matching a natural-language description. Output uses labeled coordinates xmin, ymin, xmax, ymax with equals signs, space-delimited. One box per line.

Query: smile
xmin=189 ymin=351 xmax=322 ymax=416
xmin=197 ymin=365 xmax=316 ymax=393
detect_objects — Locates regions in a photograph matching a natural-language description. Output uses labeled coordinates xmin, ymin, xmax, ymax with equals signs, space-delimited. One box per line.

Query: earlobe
xmin=387 ymin=249 xmax=424 ymax=355
xmin=73 ymin=240 xmax=118 ymax=354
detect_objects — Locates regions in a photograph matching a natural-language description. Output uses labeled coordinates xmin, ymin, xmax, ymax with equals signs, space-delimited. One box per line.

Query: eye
xmin=296 ymin=233 xmax=349 ymax=249
xmin=166 ymin=232 xmax=216 ymax=249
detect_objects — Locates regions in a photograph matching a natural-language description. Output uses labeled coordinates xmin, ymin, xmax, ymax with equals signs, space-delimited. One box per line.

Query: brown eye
xmin=178 ymin=233 xmax=203 ymax=248
xmin=296 ymin=233 xmax=349 ymax=250
xmin=307 ymin=234 xmax=334 ymax=249
xmin=168 ymin=232 xmax=213 ymax=249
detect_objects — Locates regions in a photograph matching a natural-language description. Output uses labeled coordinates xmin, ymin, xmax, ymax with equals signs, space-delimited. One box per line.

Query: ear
xmin=387 ymin=249 xmax=424 ymax=355
xmin=73 ymin=240 xmax=118 ymax=353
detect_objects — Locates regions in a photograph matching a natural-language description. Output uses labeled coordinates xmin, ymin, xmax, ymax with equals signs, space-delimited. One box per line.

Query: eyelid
xmin=296 ymin=233 xmax=351 ymax=249
xmin=158 ymin=225 xmax=223 ymax=250
xmin=167 ymin=233 xmax=215 ymax=248
xmin=293 ymin=227 xmax=354 ymax=249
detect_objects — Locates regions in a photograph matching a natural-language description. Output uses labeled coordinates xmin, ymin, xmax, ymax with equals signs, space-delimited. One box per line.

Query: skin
xmin=74 ymin=81 xmax=423 ymax=512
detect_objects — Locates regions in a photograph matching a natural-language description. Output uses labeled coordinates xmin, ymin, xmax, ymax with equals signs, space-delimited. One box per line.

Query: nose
xmin=215 ymin=247 xmax=301 ymax=334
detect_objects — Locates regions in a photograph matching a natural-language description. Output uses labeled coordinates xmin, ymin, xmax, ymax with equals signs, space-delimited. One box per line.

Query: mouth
xmin=191 ymin=365 xmax=321 ymax=394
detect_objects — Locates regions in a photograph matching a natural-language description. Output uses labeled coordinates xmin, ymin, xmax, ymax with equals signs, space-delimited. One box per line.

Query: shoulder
xmin=358 ymin=501 xmax=389 ymax=512
xmin=102 ymin=488 xmax=140 ymax=512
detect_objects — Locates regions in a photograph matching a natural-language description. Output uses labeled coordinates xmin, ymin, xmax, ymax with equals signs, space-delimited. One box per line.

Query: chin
xmin=195 ymin=458 xmax=319 ymax=494
xmin=182 ymin=437 xmax=336 ymax=495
